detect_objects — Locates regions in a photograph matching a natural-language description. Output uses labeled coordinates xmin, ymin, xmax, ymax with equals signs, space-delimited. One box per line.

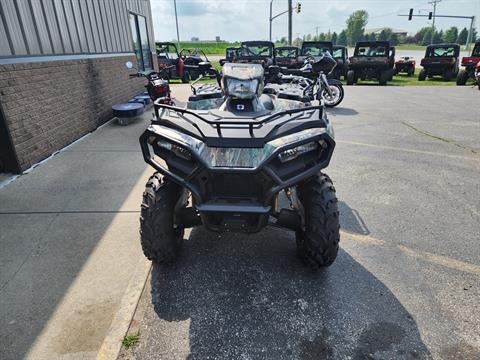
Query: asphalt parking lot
xmin=120 ymin=86 xmax=479 ymax=360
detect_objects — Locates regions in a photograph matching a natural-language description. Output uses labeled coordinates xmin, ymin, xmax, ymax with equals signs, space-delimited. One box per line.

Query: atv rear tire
xmin=456 ymin=69 xmax=468 ymax=85
xmin=418 ymin=69 xmax=426 ymax=81
xmin=140 ymin=173 xmax=185 ymax=264
xmin=346 ymin=70 xmax=355 ymax=85
xmin=379 ymin=70 xmax=389 ymax=85
xmin=296 ymin=173 xmax=340 ymax=268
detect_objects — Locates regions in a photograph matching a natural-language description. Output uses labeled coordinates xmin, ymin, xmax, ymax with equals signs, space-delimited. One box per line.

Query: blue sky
xmin=150 ymin=0 xmax=480 ymax=42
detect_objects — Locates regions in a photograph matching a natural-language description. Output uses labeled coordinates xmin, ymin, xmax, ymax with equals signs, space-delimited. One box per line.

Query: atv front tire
xmin=296 ymin=173 xmax=340 ymax=268
xmin=140 ymin=173 xmax=185 ymax=264
xmin=346 ymin=70 xmax=355 ymax=85
xmin=456 ymin=69 xmax=468 ymax=85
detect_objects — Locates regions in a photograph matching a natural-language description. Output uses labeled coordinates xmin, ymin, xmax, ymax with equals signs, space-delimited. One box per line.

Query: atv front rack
xmin=154 ymin=100 xmax=324 ymax=138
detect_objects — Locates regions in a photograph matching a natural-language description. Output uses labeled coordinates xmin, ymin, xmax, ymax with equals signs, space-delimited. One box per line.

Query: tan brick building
xmin=0 ymin=0 xmax=157 ymax=173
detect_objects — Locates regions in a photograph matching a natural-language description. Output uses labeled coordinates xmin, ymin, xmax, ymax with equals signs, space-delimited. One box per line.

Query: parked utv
xmin=157 ymin=42 xmax=190 ymax=83
xmin=419 ymin=43 xmax=460 ymax=81
xmin=475 ymin=61 xmax=480 ymax=90
xmin=298 ymin=41 xmax=333 ymax=65
xmin=275 ymin=46 xmax=300 ymax=69
xmin=332 ymin=45 xmax=349 ymax=80
xmin=456 ymin=41 xmax=480 ymax=85
xmin=346 ymin=41 xmax=395 ymax=85
xmin=219 ymin=47 xmax=240 ymax=66
xmin=238 ymin=41 xmax=275 ymax=67
xmin=139 ymin=62 xmax=340 ymax=269
xmin=394 ymin=56 xmax=415 ymax=76
xmin=180 ymin=48 xmax=211 ymax=80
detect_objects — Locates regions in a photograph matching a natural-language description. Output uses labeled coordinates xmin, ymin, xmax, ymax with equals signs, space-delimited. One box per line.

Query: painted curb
xmin=96 ymin=257 xmax=152 ymax=360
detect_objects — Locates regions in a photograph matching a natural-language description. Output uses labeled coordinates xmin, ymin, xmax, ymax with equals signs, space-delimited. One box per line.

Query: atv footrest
xmin=196 ymin=201 xmax=271 ymax=214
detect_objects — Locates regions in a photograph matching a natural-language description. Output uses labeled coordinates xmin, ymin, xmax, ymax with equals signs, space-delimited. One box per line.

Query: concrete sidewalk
xmin=0 ymin=84 xmax=188 ymax=360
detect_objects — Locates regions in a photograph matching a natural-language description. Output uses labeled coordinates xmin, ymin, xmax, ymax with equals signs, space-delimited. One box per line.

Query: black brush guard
xmin=140 ymin=102 xmax=335 ymax=232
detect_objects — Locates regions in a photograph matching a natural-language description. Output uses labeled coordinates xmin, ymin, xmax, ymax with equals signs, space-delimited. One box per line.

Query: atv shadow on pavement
xmin=140 ymin=226 xmax=431 ymax=359
xmin=338 ymin=201 xmax=370 ymax=236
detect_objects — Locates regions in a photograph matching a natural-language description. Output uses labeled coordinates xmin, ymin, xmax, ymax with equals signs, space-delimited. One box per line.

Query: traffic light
xmin=408 ymin=8 xmax=413 ymax=21
xmin=428 ymin=12 xmax=433 ymax=20
xmin=296 ymin=2 xmax=301 ymax=13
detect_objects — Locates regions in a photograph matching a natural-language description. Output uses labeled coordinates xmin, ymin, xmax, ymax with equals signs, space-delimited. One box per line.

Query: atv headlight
xmin=157 ymin=140 xmax=192 ymax=161
xmin=278 ymin=141 xmax=318 ymax=163
xmin=225 ymin=78 xmax=259 ymax=99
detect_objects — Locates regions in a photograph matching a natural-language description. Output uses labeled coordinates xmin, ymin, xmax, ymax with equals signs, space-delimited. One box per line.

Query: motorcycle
xmin=138 ymin=62 xmax=339 ymax=269
xmin=267 ymin=54 xmax=344 ymax=107
xmin=126 ymin=61 xmax=174 ymax=105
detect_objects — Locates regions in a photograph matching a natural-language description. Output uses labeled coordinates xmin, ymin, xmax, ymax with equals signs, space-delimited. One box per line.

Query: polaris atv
xmin=394 ymin=56 xmax=415 ymax=76
xmin=456 ymin=41 xmax=480 ymax=85
xmin=347 ymin=41 xmax=395 ymax=85
xmin=419 ymin=43 xmax=460 ymax=81
xmin=139 ymin=63 xmax=339 ymax=268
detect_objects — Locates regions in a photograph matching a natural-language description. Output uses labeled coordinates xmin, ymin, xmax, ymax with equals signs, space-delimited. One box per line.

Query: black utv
xmin=419 ymin=43 xmax=460 ymax=81
xmin=219 ymin=47 xmax=240 ymax=66
xmin=139 ymin=63 xmax=340 ymax=269
xmin=275 ymin=46 xmax=300 ymax=68
xmin=298 ymin=41 xmax=333 ymax=64
xmin=332 ymin=45 xmax=349 ymax=80
xmin=346 ymin=41 xmax=395 ymax=85
xmin=238 ymin=41 xmax=275 ymax=67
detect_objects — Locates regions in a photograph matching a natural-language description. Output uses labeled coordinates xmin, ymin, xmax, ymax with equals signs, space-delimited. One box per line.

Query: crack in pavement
xmin=401 ymin=121 xmax=478 ymax=154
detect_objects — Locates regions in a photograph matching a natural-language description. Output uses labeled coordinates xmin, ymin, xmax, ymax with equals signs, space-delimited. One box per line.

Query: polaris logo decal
xmin=236 ymin=104 xmax=245 ymax=111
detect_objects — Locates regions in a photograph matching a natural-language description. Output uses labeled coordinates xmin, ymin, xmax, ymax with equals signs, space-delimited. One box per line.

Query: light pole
xmin=269 ymin=0 xmax=273 ymax=42
xmin=288 ymin=0 xmax=292 ymax=45
xmin=173 ymin=0 xmax=180 ymax=46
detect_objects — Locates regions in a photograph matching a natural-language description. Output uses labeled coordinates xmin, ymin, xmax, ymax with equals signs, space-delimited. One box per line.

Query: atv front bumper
xmin=140 ymin=124 xmax=335 ymax=232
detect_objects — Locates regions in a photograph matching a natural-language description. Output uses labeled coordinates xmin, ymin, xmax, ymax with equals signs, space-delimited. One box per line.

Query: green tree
xmin=444 ymin=26 xmax=458 ymax=43
xmin=331 ymin=32 xmax=338 ymax=45
xmin=421 ymin=28 xmax=433 ymax=45
xmin=346 ymin=10 xmax=368 ymax=46
xmin=415 ymin=27 xmax=431 ymax=44
xmin=457 ymin=27 xmax=468 ymax=44
xmin=390 ymin=33 xmax=399 ymax=45
xmin=433 ymin=30 xmax=443 ymax=44
xmin=338 ymin=30 xmax=347 ymax=45
xmin=378 ymin=30 xmax=387 ymax=41
xmin=318 ymin=32 xmax=326 ymax=41
xmin=279 ymin=36 xmax=287 ymax=45
xmin=472 ymin=28 xmax=478 ymax=42
xmin=306 ymin=34 xmax=312 ymax=41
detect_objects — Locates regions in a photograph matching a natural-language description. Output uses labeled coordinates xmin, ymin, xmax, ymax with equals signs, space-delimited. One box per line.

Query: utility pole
xmin=269 ymin=0 xmax=273 ymax=42
xmin=315 ymin=26 xmax=319 ymax=40
xmin=288 ymin=0 xmax=292 ymax=45
xmin=173 ymin=0 xmax=180 ymax=46
xmin=428 ymin=0 xmax=441 ymax=44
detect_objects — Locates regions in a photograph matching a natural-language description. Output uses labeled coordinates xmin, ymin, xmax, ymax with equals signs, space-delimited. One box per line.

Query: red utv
xmin=156 ymin=42 xmax=190 ymax=83
xmin=456 ymin=41 xmax=480 ymax=85
xmin=394 ymin=56 xmax=415 ymax=76
xmin=419 ymin=43 xmax=460 ymax=81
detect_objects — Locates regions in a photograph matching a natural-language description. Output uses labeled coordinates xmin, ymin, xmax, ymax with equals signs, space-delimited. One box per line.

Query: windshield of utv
xmin=240 ymin=45 xmax=272 ymax=57
xmin=333 ymin=48 xmax=345 ymax=59
xmin=276 ymin=48 xmax=297 ymax=58
xmin=301 ymin=45 xmax=331 ymax=56
xmin=355 ymin=45 xmax=388 ymax=57
xmin=426 ymin=46 xmax=457 ymax=58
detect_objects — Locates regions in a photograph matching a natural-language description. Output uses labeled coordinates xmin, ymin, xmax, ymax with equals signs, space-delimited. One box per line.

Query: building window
xmin=129 ymin=13 xmax=152 ymax=71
